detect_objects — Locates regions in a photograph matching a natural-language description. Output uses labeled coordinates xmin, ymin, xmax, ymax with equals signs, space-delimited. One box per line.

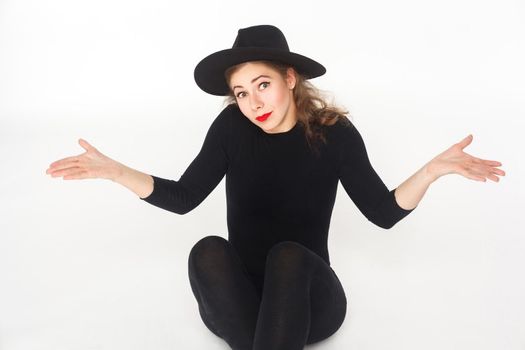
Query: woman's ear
xmin=286 ymin=67 xmax=297 ymax=89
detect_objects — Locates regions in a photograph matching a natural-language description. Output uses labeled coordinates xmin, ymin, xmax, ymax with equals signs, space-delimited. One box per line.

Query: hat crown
xmin=232 ymin=25 xmax=290 ymax=51
xmin=194 ymin=24 xmax=325 ymax=96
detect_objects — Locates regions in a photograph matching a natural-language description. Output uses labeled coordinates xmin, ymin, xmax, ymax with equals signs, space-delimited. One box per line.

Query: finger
xmin=486 ymin=173 xmax=500 ymax=182
xmin=49 ymin=166 xmax=83 ymax=177
xmin=47 ymin=165 xmax=78 ymax=175
xmin=468 ymin=157 xmax=502 ymax=168
xmin=492 ymin=168 xmax=506 ymax=176
xmin=475 ymin=164 xmax=506 ymax=177
xmin=458 ymin=134 xmax=473 ymax=149
xmin=477 ymin=166 xmax=504 ymax=182
xmin=79 ymin=138 xmax=96 ymax=152
xmin=483 ymin=160 xmax=503 ymax=167
xmin=48 ymin=156 xmax=81 ymax=170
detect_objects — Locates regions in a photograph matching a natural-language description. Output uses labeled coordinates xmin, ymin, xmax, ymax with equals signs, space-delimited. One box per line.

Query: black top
xmin=140 ymin=103 xmax=415 ymax=280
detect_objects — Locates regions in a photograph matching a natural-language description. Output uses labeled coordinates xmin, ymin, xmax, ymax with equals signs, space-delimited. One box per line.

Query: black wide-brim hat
xmin=194 ymin=25 xmax=326 ymax=96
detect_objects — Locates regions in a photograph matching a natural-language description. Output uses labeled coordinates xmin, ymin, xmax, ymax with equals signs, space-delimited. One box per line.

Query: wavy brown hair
xmin=223 ymin=60 xmax=353 ymax=155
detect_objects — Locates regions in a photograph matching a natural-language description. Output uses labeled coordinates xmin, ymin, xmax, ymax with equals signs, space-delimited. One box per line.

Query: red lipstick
xmin=256 ymin=112 xmax=272 ymax=122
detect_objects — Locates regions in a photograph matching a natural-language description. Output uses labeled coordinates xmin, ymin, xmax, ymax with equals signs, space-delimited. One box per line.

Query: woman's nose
xmin=249 ymin=94 xmax=263 ymax=111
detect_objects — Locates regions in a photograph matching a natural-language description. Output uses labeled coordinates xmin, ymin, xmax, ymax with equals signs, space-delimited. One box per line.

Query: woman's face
xmin=229 ymin=61 xmax=297 ymax=134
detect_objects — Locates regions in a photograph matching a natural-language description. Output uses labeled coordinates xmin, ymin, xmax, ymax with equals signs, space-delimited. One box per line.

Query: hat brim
xmin=194 ymin=47 xmax=326 ymax=96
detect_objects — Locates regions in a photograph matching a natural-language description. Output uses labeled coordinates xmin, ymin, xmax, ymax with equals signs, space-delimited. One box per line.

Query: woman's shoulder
xmin=220 ymin=102 xmax=243 ymax=116
xmin=215 ymin=103 xmax=245 ymax=125
xmin=320 ymin=116 xmax=367 ymax=152
xmin=323 ymin=116 xmax=357 ymax=136
xmin=217 ymin=103 xmax=258 ymax=133
xmin=207 ymin=103 xmax=254 ymax=143
xmin=209 ymin=103 xmax=241 ymax=130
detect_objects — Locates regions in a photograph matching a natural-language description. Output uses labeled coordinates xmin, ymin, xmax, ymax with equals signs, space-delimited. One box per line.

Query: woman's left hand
xmin=426 ymin=134 xmax=506 ymax=182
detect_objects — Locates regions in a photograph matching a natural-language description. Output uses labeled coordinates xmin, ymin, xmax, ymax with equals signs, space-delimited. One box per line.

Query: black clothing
xmin=141 ymin=104 xmax=414 ymax=281
xmin=188 ymin=236 xmax=347 ymax=350
xmin=140 ymin=103 xmax=415 ymax=349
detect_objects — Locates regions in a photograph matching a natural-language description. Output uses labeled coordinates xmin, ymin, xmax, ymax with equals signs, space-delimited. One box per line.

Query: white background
xmin=1 ymin=0 xmax=524 ymax=349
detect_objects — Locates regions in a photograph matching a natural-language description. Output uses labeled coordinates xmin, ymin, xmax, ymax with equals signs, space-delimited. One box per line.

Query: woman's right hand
xmin=46 ymin=138 xmax=123 ymax=181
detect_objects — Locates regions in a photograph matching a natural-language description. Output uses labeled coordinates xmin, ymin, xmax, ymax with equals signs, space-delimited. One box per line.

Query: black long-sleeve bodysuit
xmin=140 ymin=103 xmax=415 ymax=349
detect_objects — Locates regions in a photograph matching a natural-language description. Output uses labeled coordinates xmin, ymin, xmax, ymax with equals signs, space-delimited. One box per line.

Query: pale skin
xmin=45 ymin=61 xmax=506 ymax=211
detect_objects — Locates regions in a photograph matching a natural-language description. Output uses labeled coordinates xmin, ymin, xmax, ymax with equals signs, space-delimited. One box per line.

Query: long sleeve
xmin=337 ymin=121 xmax=414 ymax=229
xmin=139 ymin=106 xmax=231 ymax=214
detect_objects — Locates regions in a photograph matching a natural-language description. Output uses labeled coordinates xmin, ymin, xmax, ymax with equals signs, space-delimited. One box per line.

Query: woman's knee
xmin=265 ymin=241 xmax=312 ymax=272
xmin=188 ymin=235 xmax=230 ymax=273
xmin=190 ymin=235 xmax=228 ymax=256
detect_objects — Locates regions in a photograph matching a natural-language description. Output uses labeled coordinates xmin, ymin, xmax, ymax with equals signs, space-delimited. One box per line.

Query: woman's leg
xmin=188 ymin=237 xmax=347 ymax=350
xmin=253 ymin=241 xmax=347 ymax=350
xmin=188 ymin=235 xmax=261 ymax=350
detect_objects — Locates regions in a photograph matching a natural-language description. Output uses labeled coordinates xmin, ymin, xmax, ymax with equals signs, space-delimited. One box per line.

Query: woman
xmin=45 ymin=25 xmax=505 ymax=350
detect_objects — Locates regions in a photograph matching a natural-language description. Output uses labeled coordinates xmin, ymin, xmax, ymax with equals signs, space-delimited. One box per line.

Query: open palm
xmin=46 ymin=138 xmax=121 ymax=180
xmin=427 ymin=134 xmax=506 ymax=182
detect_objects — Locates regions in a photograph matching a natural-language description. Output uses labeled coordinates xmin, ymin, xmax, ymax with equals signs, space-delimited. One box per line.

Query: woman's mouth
xmin=256 ymin=112 xmax=272 ymax=122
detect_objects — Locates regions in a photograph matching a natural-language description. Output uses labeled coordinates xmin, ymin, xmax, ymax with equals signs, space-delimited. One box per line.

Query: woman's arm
xmin=136 ymin=107 xmax=231 ymax=214
xmin=394 ymin=134 xmax=506 ymax=210
xmin=112 ymin=163 xmax=154 ymax=199
xmin=338 ymin=122 xmax=416 ymax=229
xmin=393 ymin=163 xmax=434 ymax=211
xmin=46 ymin=105 xmax=233 ymax=214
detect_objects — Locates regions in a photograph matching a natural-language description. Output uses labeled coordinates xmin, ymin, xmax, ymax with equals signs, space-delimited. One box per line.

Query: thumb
xmin=78 ymin=138 xmax=95 ymax=151
xmin=458 ymin=134 xmax=473 ymax=149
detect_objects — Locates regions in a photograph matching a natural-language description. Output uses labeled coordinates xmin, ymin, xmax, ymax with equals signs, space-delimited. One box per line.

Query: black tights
xmin=188 ymin=235 xmax=347 ymax=350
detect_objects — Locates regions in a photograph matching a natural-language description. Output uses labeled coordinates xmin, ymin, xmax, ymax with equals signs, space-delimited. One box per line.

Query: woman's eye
xmin=236 ymin=82 xmax=269 ymax=98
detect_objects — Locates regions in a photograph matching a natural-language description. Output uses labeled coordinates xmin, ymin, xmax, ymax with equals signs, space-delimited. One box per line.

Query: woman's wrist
xmin=423 ymin=161 xmax=440 ymax=184
xmin=111 ymin=163 xmax=154 ymax=198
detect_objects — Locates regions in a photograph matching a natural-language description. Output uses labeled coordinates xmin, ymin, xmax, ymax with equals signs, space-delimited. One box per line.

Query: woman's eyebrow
xmin=232 ymin=75 xmax=272 ymax=90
